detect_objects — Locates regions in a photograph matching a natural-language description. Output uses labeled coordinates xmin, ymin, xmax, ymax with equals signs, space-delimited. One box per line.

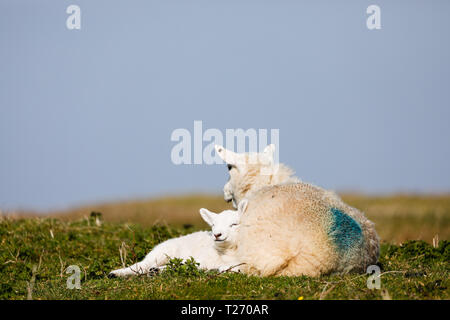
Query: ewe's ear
xmin=237 ymin=199 xmax=248 ymax=214
xmin=215 ymin=145 xmax=235 ymax=164
xmin=263 ymin=144 xmax=275 ymax=161
xmin=199 ymin=208 xmax=215 ymax=226
xmin=257 ymin=144 xmax=275 ymax=168
xmin=215 ymin=145 xmax=247 ymax=171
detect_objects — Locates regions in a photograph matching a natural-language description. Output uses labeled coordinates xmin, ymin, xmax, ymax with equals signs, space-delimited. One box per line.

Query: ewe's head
xmin=215 ymin=144 xmax=296 ymax=208
xmin=199 ymin=200 xmax=248 ymax=247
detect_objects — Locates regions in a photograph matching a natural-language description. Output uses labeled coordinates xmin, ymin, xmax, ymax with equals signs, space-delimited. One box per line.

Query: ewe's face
xmin=223 ymin=164 xmax=239 ymax=206
xmin=199 ymin=209 xmax=240 ymax=244
xmin=215 ymin=145 xmax=276 ymax=208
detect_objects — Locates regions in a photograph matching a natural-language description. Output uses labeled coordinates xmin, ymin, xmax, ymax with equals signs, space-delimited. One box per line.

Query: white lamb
xmin=109 ymin=200 xmax=248 ymax=277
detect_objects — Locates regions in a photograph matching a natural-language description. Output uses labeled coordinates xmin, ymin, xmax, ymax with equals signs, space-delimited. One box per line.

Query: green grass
xmin=11 ymin=193 xmax=450 ymax=244
xmin=1 ymin=216 xmax=448 ymax=300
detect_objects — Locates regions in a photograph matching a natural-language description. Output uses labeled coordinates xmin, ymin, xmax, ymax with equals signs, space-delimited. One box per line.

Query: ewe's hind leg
xmin=236 ymin=231 xmax=294 ymax=276
xmin=237 ymin=210 xmax=336 ymax=277
xmin=109 ymin=243 xmax=171 ymax=277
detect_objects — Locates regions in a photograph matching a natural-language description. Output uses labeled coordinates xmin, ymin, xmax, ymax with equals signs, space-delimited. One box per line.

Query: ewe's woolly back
xmin=215 ymin=145 xmax=380 ymax=276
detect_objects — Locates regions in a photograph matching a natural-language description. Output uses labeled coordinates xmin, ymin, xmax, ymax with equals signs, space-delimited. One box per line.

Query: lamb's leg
xmin=109 ymin=242 xmax=173 ymax=277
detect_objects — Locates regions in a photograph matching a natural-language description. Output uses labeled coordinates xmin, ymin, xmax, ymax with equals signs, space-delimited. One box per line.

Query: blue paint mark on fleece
xmin=329 ymin=208 xmax=362 ymax=252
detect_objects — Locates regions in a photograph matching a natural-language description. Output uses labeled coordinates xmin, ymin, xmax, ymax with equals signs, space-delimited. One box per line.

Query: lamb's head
xmin=215 ymin=144 xmax=298 ymax=208
xmin=199 ymin=200 xmax=248 ymax=248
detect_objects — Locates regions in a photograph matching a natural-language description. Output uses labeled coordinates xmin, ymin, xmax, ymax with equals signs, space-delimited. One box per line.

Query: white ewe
xmin=215 ymin=144 xmax=379 ymax=277
xmin=109 ymin=200 xmax=248 ymax=277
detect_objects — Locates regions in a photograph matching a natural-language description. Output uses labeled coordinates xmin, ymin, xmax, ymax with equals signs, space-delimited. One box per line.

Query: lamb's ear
xmin=199 ymin=208 xmax=215 ymax=227
xmin=237 ymin=199 xmax=248 ymax=214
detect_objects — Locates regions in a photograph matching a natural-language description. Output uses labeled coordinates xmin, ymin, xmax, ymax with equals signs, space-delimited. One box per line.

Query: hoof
xmin=146 ymin=268 xmax=160 ymax=276
xmin=108 ymin=272 xmax=118 ymax=279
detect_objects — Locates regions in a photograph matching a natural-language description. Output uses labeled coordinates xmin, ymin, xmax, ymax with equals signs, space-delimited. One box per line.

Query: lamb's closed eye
xmin=230 ymin=223 xmax=238 ymax=227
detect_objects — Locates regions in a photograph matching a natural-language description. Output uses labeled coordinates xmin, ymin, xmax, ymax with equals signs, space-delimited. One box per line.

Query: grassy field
xmin=1 ymin=194 xmax=449 ymax=300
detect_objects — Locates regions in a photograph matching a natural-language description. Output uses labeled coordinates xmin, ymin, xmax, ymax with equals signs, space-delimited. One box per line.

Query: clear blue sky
xmin=1 ymin=0 xmax=449 ymax=211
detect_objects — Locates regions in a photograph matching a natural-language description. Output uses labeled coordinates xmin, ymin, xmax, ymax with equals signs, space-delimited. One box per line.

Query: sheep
xmin=214 ymin=144 xmax=380 ymax=277
xmin=108 ymin=200 xmax=248 ymax=277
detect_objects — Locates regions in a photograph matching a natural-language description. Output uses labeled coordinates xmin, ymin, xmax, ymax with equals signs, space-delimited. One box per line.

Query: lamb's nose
xmin=214 ymin=233 xmax=222 ymax=239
